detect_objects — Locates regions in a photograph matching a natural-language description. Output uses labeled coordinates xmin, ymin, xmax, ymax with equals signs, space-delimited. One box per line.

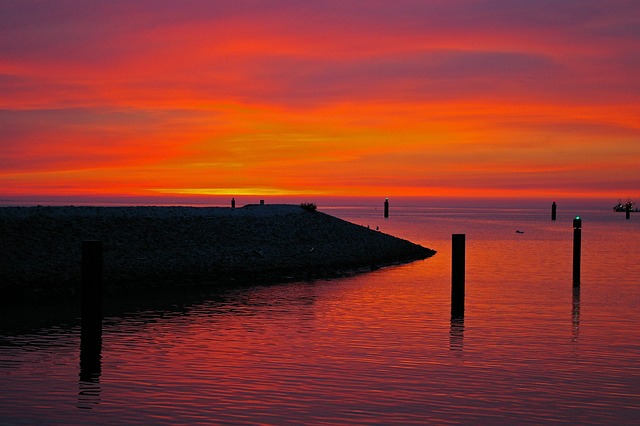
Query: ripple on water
xmin=1 ymin=207 xmax=639 ymax=424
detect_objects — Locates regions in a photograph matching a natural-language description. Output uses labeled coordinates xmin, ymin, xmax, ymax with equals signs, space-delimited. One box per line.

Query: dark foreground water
xmin=1 ymin=205 xmax=639 ymax=424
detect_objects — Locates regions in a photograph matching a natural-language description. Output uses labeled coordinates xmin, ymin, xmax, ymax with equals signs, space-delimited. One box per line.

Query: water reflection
xmin=449 ymin=316 xmax=464 ymax=353
xmin=1 ymin=207 xmax=638 ymax=425
xmin=78 ymin=310 xmax=102 ymax=409
xmin=450 ymin=284 xmax=464 ymax=353
xmin=78 ymin=377 xmax=101 ymax=410
xmin=572 ymin=286 xmax=581 ymax=343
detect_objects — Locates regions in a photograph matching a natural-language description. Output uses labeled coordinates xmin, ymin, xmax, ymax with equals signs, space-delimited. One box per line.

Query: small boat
xmin=516 ymin=230 xmax=524 ymax=234
xmin=613 ymin=199 xmax=637 ymax=212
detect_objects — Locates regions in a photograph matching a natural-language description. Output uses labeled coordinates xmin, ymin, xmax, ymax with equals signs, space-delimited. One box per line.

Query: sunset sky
xmin=1 ymin=0 xmax=639 ymax=205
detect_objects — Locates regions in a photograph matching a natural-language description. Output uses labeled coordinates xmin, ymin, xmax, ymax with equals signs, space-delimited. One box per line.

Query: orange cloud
xmin=1 ymin=1 xmax=639 ymax=203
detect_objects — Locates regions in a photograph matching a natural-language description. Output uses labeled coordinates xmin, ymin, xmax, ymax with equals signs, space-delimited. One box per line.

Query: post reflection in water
xmin=449 ymin=315 xmax=464 ymax=353
xmin=572 ymin=286 xmax=581 ymax=343
xmin=78 ymin=240 xmax=103 ymax=409
xmin=1 ymin=206 xmax=638 ymax=424
xmin=77 ymin=314 xmax=102 ymax=409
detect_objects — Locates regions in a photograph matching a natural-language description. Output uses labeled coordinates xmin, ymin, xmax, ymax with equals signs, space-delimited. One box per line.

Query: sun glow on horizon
xmin=153 ymin=187 xmax=330 ymax=197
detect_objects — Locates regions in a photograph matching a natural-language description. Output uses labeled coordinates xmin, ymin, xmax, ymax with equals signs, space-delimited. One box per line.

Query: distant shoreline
xmin=0 ymin=204 xmax=435 ymax=300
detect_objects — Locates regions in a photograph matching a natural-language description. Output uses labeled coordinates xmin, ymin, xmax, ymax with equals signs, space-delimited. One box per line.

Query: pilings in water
xmin=451 ymin=234 xmax=466 ymax=318
xmin=626 ymin=204 xmax=631 ymax=220
xmin=384 ymin=198 xmax=389 ymax=218
xmin=551 ymin=201 xmax=557 ymax=221
xmin=573 ymin=217 xmax=582 ymax=287
xmin=81 ymin=241 xmax=103 ymax=326
xmin=80 ymin=241 xmax=103 ymax=383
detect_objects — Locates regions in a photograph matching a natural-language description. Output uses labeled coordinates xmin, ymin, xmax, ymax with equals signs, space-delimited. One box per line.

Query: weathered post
xmin=626 ymin=203 xmax=631 ymax=220
xmin=80 ymin=241 xmax=103 ymax=383
xmin=551 ymin=201 xmax=557 ymax=221
xmin=384 ymin=198 xmax=389 ymax=218
xmin=82 ymin=241 xmax=103 ymax=322
xmin=231 ymin=197 xmax=236 ymax=209
xmin=451 ymin=234 xmax=466 ymax=318
xmin=573 ymin=217 xmax=581 ymax=287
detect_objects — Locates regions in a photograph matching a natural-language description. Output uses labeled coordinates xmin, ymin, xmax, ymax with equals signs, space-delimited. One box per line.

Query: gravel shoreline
xmin=0 ymin=204 xmax=435 ymax=299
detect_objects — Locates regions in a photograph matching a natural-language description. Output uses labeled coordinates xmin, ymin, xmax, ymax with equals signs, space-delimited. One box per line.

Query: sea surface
xmin=1 ymin=205 xmax=639 ymax=424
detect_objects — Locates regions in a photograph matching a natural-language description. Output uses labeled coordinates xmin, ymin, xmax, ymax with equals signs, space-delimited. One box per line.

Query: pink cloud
xmin=1 ymin=1 xmax=639 ymax=199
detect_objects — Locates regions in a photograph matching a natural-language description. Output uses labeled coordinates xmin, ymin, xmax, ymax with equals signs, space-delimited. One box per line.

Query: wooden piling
xmin=80 ymin=240 xmax=103 ymax=383
xmin=384 ymin=198 xmax=389 ymax=218
xmin=551 ymin=201 xmax=557 ymax=221
xmin=80 ymin=325 xmax=102 ymax=382
xmin=573 ymin=217 xmax=581 ymax=286
xmin=81 ymin=241 xmax=103 ymax=326
xmin=451 ymin=234 xmax=465 ymax=318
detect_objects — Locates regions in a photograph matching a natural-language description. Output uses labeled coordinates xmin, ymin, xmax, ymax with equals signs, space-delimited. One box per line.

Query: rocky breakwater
xmin=0 ymin=204 xmax=435 ymax=299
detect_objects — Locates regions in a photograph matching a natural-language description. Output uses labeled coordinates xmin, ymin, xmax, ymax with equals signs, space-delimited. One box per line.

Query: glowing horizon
xmin=1 ymin=1 xmax=639 ymax=203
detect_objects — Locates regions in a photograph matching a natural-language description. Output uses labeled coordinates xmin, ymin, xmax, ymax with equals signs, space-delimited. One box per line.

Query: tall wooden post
xmin=451 ymin=234 xmax=466 ymax=318
xmin=551 ymin=201 xmax=557 ymax=221
xmin=80 ymin=241 xmax=103 ymax=382
xmin=384 ymin=198 xmax=389 ymax=218
xmin=82 ymin=241 xmax=103 ymax=322
xmin=573 ymin=217 xmax=581 ymax=287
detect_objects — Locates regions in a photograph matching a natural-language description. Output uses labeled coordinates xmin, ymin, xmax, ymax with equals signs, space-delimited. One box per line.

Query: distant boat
xmin=613 ymin=199 xmax=637 ymax=212
xmin=516 ymin=230 xmax=524 ymax=234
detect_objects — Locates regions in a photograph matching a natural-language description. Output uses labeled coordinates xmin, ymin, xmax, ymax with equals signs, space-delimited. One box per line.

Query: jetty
xmin=0 ymin=204 xmax=435 ymax=299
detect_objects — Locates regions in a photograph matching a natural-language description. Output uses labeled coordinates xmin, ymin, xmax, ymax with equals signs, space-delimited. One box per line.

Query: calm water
xmin=1 ymin=206 xmax=639 ymax=424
